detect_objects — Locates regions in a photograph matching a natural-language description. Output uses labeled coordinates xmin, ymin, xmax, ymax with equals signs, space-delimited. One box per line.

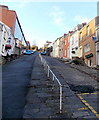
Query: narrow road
xmin=2 ymin=53 xmax=37 ymax=118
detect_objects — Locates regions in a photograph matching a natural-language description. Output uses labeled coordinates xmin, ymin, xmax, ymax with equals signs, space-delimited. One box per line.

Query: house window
xmin=2 ymin=44 xmax=4 ymax=52
xmin=79 ymin=32 xmax=82 ymax=41
xmin=68 ymin=47 xmax=70 ymax=57
xmin=65 ymin=40 xmax=66 ymax=45
xmin=0 ymin=23 xmax=3 ymax=31
xmin=7 ymin=37 xmax=11 ymax=43
xmin=65 ymin=50 xmax=66 ymax=56
xmin=4 ymin=31 xmax=6 ymax=40
xmin=84 ymin=43 xmax=90 ymax=53
xmin=68 ymin=38 xmax=70 ymax=43
xmin=72 ymin=37 xmax=74 ymax=45
xmin=86 ymin=25 xmax=90 ymax=36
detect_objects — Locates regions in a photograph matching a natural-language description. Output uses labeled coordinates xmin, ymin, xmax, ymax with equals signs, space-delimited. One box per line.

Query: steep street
xmin=2 ymin=53 xmax=37 ymax=118
xmin=23 ymin=54 xmax=99 ymax=119
xmin=0 ymin=2 xmax=99 ymax=119
xmin=43 ymin=55 xmax=99 ymax=118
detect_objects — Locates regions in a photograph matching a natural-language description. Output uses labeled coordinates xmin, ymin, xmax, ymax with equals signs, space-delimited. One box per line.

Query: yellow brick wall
xmin=79 ymin=18 xmax=96 ymax=67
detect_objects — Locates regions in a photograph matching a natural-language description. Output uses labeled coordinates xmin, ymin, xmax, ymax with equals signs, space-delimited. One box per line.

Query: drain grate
xmin=68 ymin=84 xmax=95 ymax=93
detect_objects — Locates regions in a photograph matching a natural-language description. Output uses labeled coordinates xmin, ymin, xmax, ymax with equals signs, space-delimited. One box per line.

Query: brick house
xmin=63 ymin=34 xmax=70 ymax=59
xmin=0 ymin=5 xmax=27 ymax=55
xmin=95 ymin=16 xmax=99 ymax=66
xmin=79 ymin=17 xmax=98 ymax=67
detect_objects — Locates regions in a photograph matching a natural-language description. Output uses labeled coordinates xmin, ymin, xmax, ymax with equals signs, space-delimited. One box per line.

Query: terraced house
xmin=95 ymin=16 xmax=99 ymax=66
xmin=59 ymin=36 xmax=64 ymax=58
xmin=79 ymin=17 xmax=98 ymax=67
xmin=53 ymin=38 xmax=60 ymax=58
xmin=50 ymin=16 xmax=99 ymax=68
xmin=0 ymin=5 xmax=27 ymax=56
xmin=63 ymin=33 xmax=69 ymax=59
xmin=69 ymin=23 xmax=86 ymax=59
xmin=63 ymin=31 xmax=73 ymax=59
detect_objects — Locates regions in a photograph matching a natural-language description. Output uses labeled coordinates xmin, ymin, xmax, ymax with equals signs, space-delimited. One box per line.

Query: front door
xmin=88 ymin=59 xmax=92 ymax=67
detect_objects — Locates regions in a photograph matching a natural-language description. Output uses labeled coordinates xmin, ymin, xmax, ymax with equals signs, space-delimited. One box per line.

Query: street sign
xmin=92 ymin=36 xmax=97 ymax=41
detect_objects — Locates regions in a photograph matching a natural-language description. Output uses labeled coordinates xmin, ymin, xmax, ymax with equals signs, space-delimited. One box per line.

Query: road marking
xmin=78 ymin=107 xmax=88 ymax=111
xmin=78 ymin=92 xmax=99 ymax=96
xmin=77 ymin=94 xmax=99 ymax=118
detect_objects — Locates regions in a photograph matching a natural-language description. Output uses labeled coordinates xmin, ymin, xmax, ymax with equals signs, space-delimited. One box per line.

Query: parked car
xmin=40 ymin=51 xmax=46 ymax=55
xmin=23 ymin=50 xmax=32 ymax=55
xmin=30 ymin=50 xmax=34 ymax=54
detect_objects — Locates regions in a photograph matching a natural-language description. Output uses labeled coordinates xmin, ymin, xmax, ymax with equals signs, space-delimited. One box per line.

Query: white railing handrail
xmin=39 ymin=54 xmax=62 ymax=86
xmin=39 ymin=54 xmax=63 ymax=113
xmin=49 ymin=68 xmax=62 ymax=86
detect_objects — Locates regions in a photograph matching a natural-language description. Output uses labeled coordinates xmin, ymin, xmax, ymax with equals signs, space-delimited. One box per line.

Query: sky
xmin=0 ymin=0 xmax=98 ymax=48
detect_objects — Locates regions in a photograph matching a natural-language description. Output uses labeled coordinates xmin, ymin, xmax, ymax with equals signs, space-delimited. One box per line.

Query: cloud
xmin=16 ymin=2 xmax=27 ymax=8
xmin=74 ymin=15 xmax=90 ymax=24
xmin=54 ymin=17 xmax=63 ymax=25
xmin=49 ymin=6 xmax=72 ymax=33
xmin=49 ymin=6 xmax=65 ymax=26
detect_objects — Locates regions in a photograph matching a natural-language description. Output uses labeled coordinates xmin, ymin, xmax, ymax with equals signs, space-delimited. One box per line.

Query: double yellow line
xmin=77 ymin=92 xmax=99 ymax=118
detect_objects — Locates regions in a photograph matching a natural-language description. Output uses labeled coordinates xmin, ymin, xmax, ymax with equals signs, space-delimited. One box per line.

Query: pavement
xmin=59 ymin=58 xmax=99 ymax=81
xmin=23 ymin=55 xmax=99 ymax=119
xmin=23 ymin=55 xmax=70 ymax=118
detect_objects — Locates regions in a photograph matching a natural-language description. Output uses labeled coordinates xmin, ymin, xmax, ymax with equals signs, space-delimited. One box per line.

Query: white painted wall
xmin=0 ymin=21 xmax=15 ymax=57
xmin=53 ymin=38 xmax=60 ymax=57
xmin=69 ymin=30 xmax=81 ymax=59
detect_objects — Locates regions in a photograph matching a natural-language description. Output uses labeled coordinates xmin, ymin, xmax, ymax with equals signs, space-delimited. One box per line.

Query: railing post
xmin=60 ymin=85 xmax=62 ymax=114
xmin=39 ymin=54 xmax=63 ymax=113
xmin=47 ymin=65 xmax=49 ymax=78
xmin=52 ymin=74 xmax=54 ymax=90
xmin=44 ymin=60 xmax=45 ymax=67
xmin=41 ymin=57 xmax=42 ymax=63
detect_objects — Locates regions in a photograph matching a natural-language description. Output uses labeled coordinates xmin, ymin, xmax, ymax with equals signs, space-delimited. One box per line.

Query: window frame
xmin=84 ymin=43 xmax=90 ymax=53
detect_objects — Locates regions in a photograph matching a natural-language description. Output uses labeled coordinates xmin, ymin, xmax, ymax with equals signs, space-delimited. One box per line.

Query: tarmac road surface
xmin=2 ymin=53 xmax=37 ymax=118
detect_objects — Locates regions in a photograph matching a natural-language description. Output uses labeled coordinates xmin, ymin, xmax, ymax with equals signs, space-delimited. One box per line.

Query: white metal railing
xmin=39 ymin=54 xmax=63 ymax=113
